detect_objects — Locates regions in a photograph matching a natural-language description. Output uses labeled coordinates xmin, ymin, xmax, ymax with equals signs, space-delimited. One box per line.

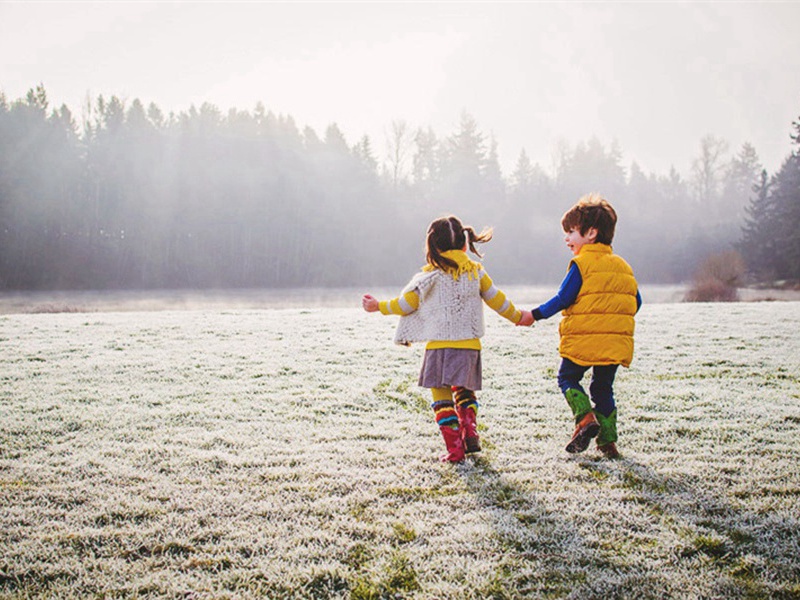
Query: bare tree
xmin=385 ymin=119 xmax=413 ymax=188
xmin=691 ymin=134 xmax=729 ymax=206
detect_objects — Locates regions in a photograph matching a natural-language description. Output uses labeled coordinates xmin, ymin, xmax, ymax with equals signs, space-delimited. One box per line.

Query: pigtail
xmin=464 ymin=225 xmax=493 ymax=258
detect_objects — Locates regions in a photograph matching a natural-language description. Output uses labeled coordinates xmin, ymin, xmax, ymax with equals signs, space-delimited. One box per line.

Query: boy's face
xmin=564 ymin=227 xmax=597 ymax=256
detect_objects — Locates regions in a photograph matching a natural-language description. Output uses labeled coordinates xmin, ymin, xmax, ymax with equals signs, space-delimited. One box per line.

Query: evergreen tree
xmin=738 ymin=111 xmax=800 ymax=282
xmin=738 ymin=169 xmax=775 ymax=278
xmin=483 ymin=135 xmax=505 ymax=199
xmin=411 ymin=126 xmax=440 ymax=211
xmin=510 ymin=149 xmax=534 ymax=192
xmin=722 ymin=142 xmax=762 ymax=224
xmin=438 ymin=111 xmax=489 ymax=221
xmin=770 ymin=115 xmax=800 ymax=279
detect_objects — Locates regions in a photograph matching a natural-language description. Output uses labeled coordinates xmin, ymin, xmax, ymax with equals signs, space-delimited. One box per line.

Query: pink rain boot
xmin=439 ymin=426 xmax=466 ymax=462
xmin=456 ymin=405 xmax=481 ymax=454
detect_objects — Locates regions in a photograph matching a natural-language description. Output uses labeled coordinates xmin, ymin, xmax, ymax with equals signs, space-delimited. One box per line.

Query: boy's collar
xmin=579 ymin=243 xmax=612 ymax=254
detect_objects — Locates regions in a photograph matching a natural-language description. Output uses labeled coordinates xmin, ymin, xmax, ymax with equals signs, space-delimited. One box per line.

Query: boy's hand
xmin=362 ymin=294 xmax=379 ymax=313
xmin=517 ymin=310 xmax=534 ymax=327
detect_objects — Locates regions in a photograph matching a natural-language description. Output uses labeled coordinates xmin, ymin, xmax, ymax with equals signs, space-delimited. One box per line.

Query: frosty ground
xmin=1 ymin=301 xmax=799 ymax=598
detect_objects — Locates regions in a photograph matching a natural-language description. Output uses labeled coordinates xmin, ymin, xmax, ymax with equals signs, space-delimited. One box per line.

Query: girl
xmin=362 ymin=215 xmax=524 ymax=462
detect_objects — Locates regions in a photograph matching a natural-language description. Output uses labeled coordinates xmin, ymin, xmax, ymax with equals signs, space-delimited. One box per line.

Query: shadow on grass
xmin=454 ymin=455 xmax=595 ymax=598
xmin=589 ymin=455 xmax=800 ymax=599
xmin=452 ymin=448 xmax=799 ymax=598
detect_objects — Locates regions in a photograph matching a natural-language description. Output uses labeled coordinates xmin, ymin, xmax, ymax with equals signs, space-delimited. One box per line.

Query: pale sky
xmin=2 ymin=1 xmax=799 ymax=177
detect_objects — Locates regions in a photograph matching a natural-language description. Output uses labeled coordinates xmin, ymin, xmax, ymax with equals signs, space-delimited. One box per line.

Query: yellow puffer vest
xmin=559 ymin=244 xmax=638 ymax=367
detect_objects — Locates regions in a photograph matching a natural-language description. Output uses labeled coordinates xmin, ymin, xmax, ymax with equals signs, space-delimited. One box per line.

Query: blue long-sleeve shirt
xmin=532 ymin=263 xmax=642 ymax=320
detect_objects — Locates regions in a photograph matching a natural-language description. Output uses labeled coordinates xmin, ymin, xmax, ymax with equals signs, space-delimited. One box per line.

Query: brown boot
xmin=597 ymin=442 xmax=620 ymax=459
xmin=565 ymin=412 xmax=600 ymax=454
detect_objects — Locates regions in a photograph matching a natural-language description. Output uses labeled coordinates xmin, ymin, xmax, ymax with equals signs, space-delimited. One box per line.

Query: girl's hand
xmin=362 ymin=294 xmax=379 ymax=313
xmin=517 ymin=310 xmax=534 ymax=326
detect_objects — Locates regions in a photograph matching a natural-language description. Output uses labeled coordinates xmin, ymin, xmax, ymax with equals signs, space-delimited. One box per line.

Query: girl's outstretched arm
xmin=479 ymin=269 xmax=522 ymax=324
xmin=362 ymin=291 xmax=420 ymax=315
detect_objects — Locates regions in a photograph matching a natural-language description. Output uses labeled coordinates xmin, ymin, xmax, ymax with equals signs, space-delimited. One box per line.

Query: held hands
xmin=517 ymin=310 xmax=534 ymax=327
xmin=362 ymin=294 xmax=379 ymax=313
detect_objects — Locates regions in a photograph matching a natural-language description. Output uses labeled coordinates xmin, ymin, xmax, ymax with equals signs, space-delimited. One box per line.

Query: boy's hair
xmin=561 ymin=193 xmax=617 ymax=245
xmin=426 ymin=215 xmax=493 ymax=272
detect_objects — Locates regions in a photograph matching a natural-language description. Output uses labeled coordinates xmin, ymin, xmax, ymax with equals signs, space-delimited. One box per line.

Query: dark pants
xmin=557 ymin=357 xmax=618 ymax=418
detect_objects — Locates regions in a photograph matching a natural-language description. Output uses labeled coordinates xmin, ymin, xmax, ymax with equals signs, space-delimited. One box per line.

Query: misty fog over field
xmin=0 ymin=86 xmax=798 ymax=295
xmin=3 ymin=285 xmax=800 ymax=317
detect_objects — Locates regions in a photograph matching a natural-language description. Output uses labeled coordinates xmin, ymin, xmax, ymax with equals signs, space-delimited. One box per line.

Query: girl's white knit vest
xmin=394 ymin=268 xmax=485 ymax=346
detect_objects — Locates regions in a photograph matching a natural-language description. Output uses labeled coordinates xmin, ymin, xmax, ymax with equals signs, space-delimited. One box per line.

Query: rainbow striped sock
xmin=431 ymin=400 xmax=459 ymax=429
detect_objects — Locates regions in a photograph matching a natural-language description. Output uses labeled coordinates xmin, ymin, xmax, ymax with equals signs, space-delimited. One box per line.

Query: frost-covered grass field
xmin=1 ymin=300 xmax=799 ymax=599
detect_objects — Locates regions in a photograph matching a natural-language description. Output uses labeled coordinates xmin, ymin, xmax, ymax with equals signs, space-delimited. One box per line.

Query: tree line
xmin=0 ymin=84 xmax=797 ymax=291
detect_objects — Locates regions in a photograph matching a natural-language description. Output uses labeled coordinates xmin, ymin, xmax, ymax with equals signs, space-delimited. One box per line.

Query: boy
xmin=518 ymin=194 xmax=641 ymax=458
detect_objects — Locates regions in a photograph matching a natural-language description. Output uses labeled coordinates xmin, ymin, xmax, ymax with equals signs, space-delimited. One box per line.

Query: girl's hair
xmin=561 ymin=193 xmax=617 ymax=245
xmin=426 ymin=215 xmax=493 ymax=271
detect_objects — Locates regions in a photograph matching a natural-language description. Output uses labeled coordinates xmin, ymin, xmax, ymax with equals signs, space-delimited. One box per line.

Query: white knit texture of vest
xmin=393 ymin=269 xmax=485 ymax=346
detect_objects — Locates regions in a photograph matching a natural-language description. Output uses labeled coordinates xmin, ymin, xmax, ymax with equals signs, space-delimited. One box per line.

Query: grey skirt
xmin=418 ymin=348 xmax=482 ymax=390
